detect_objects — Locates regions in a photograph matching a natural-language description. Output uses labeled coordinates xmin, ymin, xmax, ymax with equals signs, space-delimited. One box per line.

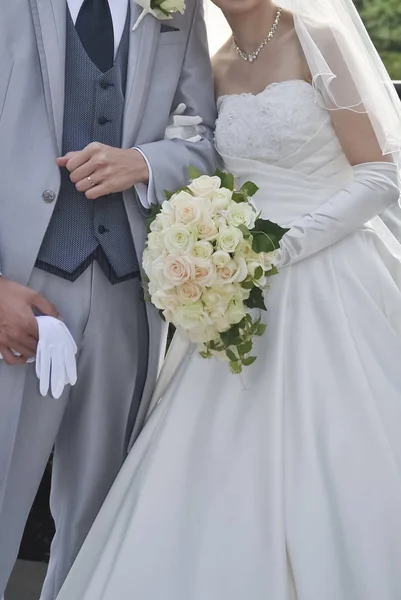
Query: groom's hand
xmin=57 ymin=143 xmax=149 ymax=200
xmin=0 ymin=278 xmax=58 ymax=365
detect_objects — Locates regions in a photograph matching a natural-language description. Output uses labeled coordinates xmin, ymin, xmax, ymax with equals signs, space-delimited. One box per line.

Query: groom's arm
xmin=136 ymin=0 xmax=218 ymax=205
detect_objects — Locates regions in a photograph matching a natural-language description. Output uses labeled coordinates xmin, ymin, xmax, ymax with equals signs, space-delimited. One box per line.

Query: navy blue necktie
xmin=75 ymin=0 xmax=114 ymax=73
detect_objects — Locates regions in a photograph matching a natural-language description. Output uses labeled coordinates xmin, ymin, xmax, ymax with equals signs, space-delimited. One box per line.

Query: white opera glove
xmin=164 ymin=103 xmax=205 ymax=143
xmin=275 ymin=161 xmax=400 ymax=268
xmin=35 ymin=316 xmax=78 ymax=399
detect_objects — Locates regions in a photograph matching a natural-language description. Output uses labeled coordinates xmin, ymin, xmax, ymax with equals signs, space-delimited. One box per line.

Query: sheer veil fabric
xmin=204 ymin=0 xmax=401 ymax=167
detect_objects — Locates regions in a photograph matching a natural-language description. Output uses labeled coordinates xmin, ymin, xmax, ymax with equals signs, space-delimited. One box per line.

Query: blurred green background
xmin=354 ymin=0 xmax=401 ymax=79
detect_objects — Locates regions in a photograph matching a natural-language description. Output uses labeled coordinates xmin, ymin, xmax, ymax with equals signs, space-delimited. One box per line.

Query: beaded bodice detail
xmin=215 ymin=80 xmax=329 ymax=162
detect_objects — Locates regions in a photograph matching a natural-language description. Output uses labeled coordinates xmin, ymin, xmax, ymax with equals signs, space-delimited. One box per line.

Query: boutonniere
xmin=132 ymin=0 xmax=186 ymax=31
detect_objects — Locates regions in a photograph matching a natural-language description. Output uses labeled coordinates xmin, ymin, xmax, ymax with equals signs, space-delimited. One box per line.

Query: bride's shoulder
xmin=211 ymin=40 xmax=234 ymax=99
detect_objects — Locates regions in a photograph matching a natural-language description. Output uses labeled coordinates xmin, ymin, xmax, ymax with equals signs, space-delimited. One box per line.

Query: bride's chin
xmin=211 ymin=0 xmax=268 ymax=16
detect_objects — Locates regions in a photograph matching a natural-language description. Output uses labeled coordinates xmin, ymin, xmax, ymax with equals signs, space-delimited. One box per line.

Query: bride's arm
xmin=275 ymin=108 xmax=400 ymax=268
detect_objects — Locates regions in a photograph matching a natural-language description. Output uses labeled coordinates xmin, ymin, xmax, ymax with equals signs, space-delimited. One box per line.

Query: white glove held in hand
xmin=0 ymin=316 xmax=78 ymax=399
xmin=164 ymin=103 xmax=205 ymax=143
xmin=275 ymin=161 xmax=400 ymax=268
xmin=35 ymin=317 xmax=77 ymax=399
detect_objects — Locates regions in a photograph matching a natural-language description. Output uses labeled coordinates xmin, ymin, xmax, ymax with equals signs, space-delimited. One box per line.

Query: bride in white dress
xmin=56 ymin=0 xmax=401 ymax=598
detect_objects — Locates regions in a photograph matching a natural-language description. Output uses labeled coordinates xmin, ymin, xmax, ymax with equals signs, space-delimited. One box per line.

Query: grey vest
xmin=36 ymin=8 xmax=139 ymax=284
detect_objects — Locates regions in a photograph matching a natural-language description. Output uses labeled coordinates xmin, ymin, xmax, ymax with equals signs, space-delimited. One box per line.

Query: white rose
xmin=211 ymin=188 xmax=232 ymax=211
xmin=214 ymin=315 xmax=232 ymax=333
xmin=260 ymin=251 xmax=278 ymax=271
xmin=163 ymin=224 xmax=196 ymax=253
xmin=190 ymin=241 xmax=214 ymax=260
xmin=173 ymin=301 xmax=210 ymax=331
xmin=212 ymin=250 xmax=231 ymax=269
xmin=194 ymin=259 xmax=216 ymax=287
xmin=189 ymin=324 xmax=219 ymax=344
xmin=188 ymin=175 xmax=221 ymax=199
xmin=213 ymin=212 xmax=229 ymax=230
xmin=150 ymin=210 xmax=174 ymax=232
xmin=226 ymin=298 xmax=246 ymax=325
xmin=163 ymin=253 xmax=195 ymax=286
xmin=146 ymin=253 xmax=173 ymax=291
xmin=202 ymin=286 xmax=232 ymax=316
xmin=159 ymin=0 xmax=186 ymax=14
xmin=216 ymin=256 xmax=247 ymax=284
xmin=146 ymin=231 xmax=164 ymax=257
xmin=226 ymin=202 xmax=257 ymax=229
xmin=217 ymin=226 xmax=243 ymax=253
xmin=176 ymin=281 xmax=203 ymax=304
xmin=197 ymin=219 xmax=218 ymax=241
xmin=151 ymin=288 xmax=180 ymax=311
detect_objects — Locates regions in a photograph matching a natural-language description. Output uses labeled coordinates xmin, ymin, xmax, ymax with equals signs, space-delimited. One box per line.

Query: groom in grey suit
xmin=0 ymin=1 xmax=216 ymax=598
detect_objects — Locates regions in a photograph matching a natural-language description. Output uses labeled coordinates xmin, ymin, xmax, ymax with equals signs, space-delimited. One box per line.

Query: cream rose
xmin=151 ymin=288 xmax=180 ymax=312
xmin=170 ymin=191 xmax=205 ymax=226
xmin=211 ymin=188 xmax=232 ymax=211
xmin=217 ymin=226 xmax=243 ymax=253
xmin=159 ymin=0 xmax=186 ymax=14
xmin=226 ymin=202 xmax=257 ymax=229
xmin=216 ymin=256 xmax=248 ymax=284
xmin=197 ymin=219 xmax=218 ymax=241
xmin=163 ymin=253 xmax=195 ymax=286
xmin=226 ymin=297 xmax=247 ymax=325
xmin=163 ymin=224 xmax=196 ymax=252
xmin=212 ymin=250 xmax=231 ymax=269
xmin=190 ymin=241 xmax=214 ymax=260
xmin=173 ymin=301 xmax=210 ymax=331
xmin=188 ymin=175 xmax=221 ymax=199
xmin=194 ymin=259 xmax=216 ymax=287
xmin=176 ymin=281 xmax=203 ymax=304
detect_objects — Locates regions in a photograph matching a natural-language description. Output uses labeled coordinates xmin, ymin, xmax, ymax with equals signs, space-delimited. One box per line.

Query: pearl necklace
xmin=233 ymin=7 xmax=282 ymax=63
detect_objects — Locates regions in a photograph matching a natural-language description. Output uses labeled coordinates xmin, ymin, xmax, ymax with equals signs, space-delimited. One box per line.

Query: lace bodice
xmin=214 ymin=80 xmax=329 ymax=163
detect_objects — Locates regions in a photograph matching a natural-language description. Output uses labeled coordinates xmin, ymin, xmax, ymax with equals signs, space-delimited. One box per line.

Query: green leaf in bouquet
xmin=226 ymin=348 xmax=238 ymax=362
xmin=164 ymin=189 xmax=174 ymax=200
xmin=232 ymin=191 xmax=247 ymax=204
xmin=189 ymin=166 xmax=201 ymax=181
xmin=238 ymin=340 xmax=252 ymax=356
xmin=253 ymin=266 xmax=264 ymax=280
xmin=266 ymin=265 xmax=279 ymax=277
xmin=240 ymin=181 xmax=259 ymax=197
xmin=256 ymin=323 xmax=267 ymax=336
xmin=229 ymin=360 xmax=243 ymax=374
xmin=221 ymin=172 xmax=234 ymax=191
xmin=244 ymin=287 xmax=267 ymax=311
xmin=242 ymin=356 xmax=257 ymax=367
xmin=199 ymin=350 xmax=211 ymax=359
xmin=237 ymin=224 xmax=251 ymax=239
xmin=241 ymin=278 xmax=254 ymax=290
xmin=252 ymin=232 xmax=279 ymax=253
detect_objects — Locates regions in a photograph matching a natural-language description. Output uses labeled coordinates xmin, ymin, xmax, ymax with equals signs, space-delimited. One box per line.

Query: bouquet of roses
xmin=142 ymin=168 xmax=288 ymax=373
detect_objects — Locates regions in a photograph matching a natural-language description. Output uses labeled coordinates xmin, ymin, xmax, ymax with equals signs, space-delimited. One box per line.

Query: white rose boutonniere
xmin=133 ymin=0 xmax=186 ymax=31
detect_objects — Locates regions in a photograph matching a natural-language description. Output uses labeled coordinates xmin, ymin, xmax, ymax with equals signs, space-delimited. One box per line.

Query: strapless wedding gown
xmin=56 ymin=81 xmax=401 ymax=600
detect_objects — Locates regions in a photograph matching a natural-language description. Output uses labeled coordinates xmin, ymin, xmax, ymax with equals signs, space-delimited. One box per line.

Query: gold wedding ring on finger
xmin=87 ymin=175 xmax=96 ymax=188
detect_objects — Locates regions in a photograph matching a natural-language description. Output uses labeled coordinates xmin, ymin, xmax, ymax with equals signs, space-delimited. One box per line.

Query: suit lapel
xmin=29 ymin=0 xmax=66 ymax=153
xmin=122 ymin=0 xmax=160 ymax=147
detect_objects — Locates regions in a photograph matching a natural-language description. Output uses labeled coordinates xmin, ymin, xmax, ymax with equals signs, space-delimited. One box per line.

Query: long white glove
xmin=0 ymin=316 xmax=77 ymax=399
xmin=164 ymin=103 xmax=205 ymax=143
xmin=275 ymin=162 xmax=400 ymax=267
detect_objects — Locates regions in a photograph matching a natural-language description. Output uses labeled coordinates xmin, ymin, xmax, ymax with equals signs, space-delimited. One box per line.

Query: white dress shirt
xmin=66 ymin=0 xmax=153 ymax=207
xmin=67 ymin=0 xmax=129 ymax=58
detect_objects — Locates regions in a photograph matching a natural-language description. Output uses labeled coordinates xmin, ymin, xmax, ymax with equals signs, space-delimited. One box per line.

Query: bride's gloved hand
xmin=164 ymin=103 xmax=205 ymax=143
xmin=275 ymin=161 xmax=400 ymax=267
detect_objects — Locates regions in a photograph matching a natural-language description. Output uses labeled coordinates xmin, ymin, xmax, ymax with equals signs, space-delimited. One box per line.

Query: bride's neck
xmin=225 ymin=1 xmax=278 ymax=52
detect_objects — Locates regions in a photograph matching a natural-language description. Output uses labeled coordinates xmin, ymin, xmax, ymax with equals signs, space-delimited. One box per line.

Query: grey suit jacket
xmin=0 ymin=0 xmax=217 ymax=441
